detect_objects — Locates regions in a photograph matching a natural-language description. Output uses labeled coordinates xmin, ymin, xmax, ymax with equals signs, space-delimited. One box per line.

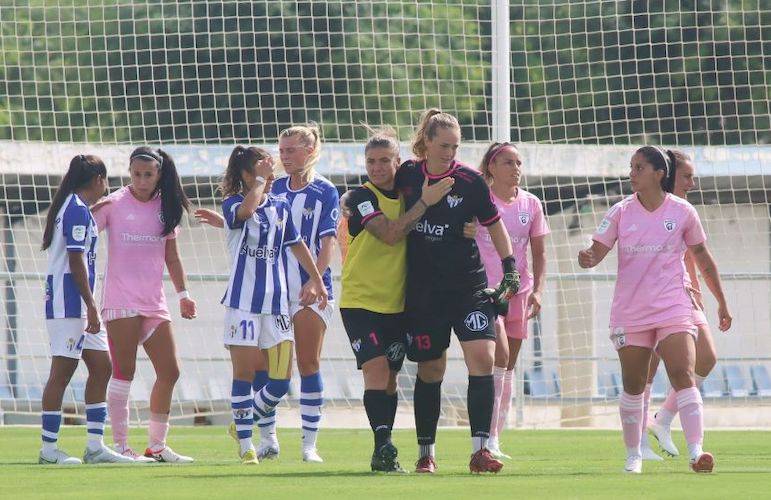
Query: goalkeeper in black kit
xmin=397 ymin=109 xmax=520 ymax=474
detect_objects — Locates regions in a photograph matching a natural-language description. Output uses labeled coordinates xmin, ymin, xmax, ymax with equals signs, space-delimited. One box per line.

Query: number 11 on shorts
xmin=239 ymin=320 xmax=255 ymax=341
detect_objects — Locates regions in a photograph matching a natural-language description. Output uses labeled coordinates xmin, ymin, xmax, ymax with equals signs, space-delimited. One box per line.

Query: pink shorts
xmin=609 ymin=319 xmax=697 ymax=351
xmin=502 ymin=291 xmax=529 ymax=340
xmin=692 ymin=308 xmax=708 ymax=327
xmin=102 ymin=308 xmax=170 ymax=344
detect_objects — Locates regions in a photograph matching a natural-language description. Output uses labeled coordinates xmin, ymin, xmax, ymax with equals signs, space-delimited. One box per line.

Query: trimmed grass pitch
xmin=1 ymin=427 xmax=770 ymax=499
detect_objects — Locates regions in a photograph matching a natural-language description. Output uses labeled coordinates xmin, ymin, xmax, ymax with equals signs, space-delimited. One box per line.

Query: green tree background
xmin=0 ymin=0 xmax=768 ymax=145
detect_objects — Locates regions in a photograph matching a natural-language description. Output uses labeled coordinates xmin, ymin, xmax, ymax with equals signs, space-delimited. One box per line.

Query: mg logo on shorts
xmin=274 ymin=315 xmax=291 ymax=332
xmin=464 ymin=311 xmax=489 ymax=332
xmin=385 ymin=342 xmax=405 ymax=362
xmin=351 ymin=338 xmax=362 ymax=352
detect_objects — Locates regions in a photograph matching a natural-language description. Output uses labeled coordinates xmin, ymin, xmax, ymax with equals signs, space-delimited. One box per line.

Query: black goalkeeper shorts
xmin=340 ymin=308 xmax=407 ymax=371
xmin=404 ymin=285 xmax=496 ymax=362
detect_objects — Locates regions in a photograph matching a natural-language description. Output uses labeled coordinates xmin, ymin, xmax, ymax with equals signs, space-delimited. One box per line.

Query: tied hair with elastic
xmin=635 ymin=145 xmax=677 ymax=193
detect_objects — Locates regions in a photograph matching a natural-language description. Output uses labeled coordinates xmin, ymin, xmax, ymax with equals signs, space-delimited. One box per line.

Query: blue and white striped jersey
xmin=45 ymin=193 xmax=98 ymax=319
xmin=221 ymin=193 xmax=246 ymax=264
xmin=271 ymin=175 xmax=339 ymax=300
xmin=221 ymin=194 xmax=301 ymax=315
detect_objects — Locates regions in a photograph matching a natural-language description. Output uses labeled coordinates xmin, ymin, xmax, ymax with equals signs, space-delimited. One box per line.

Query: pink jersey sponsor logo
xmin=93 ymin=186 xmax=176 ymax=313
xmin=593 ymin=193 xmax=707 ymax=328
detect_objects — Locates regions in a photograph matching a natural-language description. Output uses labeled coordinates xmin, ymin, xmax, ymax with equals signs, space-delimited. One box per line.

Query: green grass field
xmin=2 ymin=427 xmax=770 ymax=499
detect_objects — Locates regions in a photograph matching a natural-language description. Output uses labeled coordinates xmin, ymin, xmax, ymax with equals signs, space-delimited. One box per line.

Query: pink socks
xmin=489 ymin=367 xmax=506 ymax=439
xmin=497 ymin=369 xmax=514 ymax=437
xmin=148 ymin=412 xmax=170 ymax=451
xmin=107 ymin=378 xmax=131 ymax=449
xmin=489 ymin=368 xmax=515 ymax=441
xmin=676 ymin=387 xmax=704 ymax=448
xmin=619 ymin=392 xmax=644 ymax=457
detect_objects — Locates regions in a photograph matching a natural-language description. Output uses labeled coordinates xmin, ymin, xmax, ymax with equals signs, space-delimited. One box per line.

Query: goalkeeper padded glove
xmin=498 ymin=255 xmax=520 ymax=299
xmin=479 ymin=287 xmax=510 ymax=317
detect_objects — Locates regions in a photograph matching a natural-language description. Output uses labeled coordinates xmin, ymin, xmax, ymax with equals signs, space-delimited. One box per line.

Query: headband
xmin=488 ymin=143 xmax=517 ymax=165
xmin=130 ymin=150 xmax=163 ymax=166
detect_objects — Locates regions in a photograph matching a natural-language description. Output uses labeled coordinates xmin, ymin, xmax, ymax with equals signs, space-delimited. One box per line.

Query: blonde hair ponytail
xmin=411 ymin=108 xmax=460 ymax=159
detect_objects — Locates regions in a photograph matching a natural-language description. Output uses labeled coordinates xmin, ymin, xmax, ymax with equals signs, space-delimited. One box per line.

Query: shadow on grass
xmin=157 ymin=470 xmax=603 ymax=480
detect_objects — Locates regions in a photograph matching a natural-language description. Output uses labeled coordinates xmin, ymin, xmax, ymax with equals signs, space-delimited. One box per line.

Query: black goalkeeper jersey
xmin=395 ymin=159 xmax=500 ymax=291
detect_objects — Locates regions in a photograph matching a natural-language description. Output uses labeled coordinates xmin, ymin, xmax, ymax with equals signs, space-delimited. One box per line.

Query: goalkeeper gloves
xmin=499 ymin=255 xmax=520 ymax=299
xmin=479 ymin=256 xmax=520 ymax=317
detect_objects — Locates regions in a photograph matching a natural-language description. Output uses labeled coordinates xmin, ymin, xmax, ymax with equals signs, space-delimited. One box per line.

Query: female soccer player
xmin=218 ymin=146 xmax=328 ymax=464
xmin=396 ymin=109 xmax=519 ymax=474
xmin=195 ymin=146 xmax=275 ymax=263
xmin=262 ymin=124 xmax=339 ymax=462
xmin=93 ymin=147 xmax=196 ymax=463
xmin=39 ymin=155 xmax=133 ymax=465
xmin=642 ymin=150 xmax=722 ymax=459
xmin=341 ymin=126 xmax=453 ymax=472
xmin=475 ymin=143 xmax=549 ymax=460
xmin=578 ymin=146 xmax=732 ymax=474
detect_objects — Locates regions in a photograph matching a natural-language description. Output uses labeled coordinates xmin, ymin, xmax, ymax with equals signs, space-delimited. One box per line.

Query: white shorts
xmin=289 ymin=300 xmax=335 ymax=330
xmin=46 ymin=318 xmax=108 ymax=359
xmin=223 ymin=307 xmax=293 ymax=349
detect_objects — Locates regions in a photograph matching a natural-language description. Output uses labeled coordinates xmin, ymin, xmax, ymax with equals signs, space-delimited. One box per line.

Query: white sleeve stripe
xmin=318 ymin=227 xmax=337 ymax=237
xmin=285 ymin=235 xmax=302 ymax=245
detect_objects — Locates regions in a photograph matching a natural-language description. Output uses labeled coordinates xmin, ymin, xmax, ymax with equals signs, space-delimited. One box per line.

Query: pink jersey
xmin=593 ymin=193 xmax=706 ymax=328
xmin=93 ymin=186 xmax=177 ymax=313
xmin=476 ymin=189 xmax=550 ymax=294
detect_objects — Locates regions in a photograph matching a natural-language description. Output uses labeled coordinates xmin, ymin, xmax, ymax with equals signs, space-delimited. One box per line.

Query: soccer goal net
xmin=1 ymin=1 xmax=769 ymax=429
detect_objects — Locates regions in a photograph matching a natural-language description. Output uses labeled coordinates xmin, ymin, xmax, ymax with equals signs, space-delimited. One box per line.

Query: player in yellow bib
xmin=340 ymin=126 xmax=453 ymax=472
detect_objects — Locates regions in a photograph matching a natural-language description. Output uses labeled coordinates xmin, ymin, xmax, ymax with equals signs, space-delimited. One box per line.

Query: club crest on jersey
xmin=464 ymin=311 xmax=489 ymax=332
xmin=446 ymin=194 xmax=463 ymax=208
xmin=303 ymin=207 xmax=314 ymax=220
xmin=386 ymin=342 xmax=406 ymax=362
xmin=664 ymin=219 xmax=676 ymax=232
xmin=518 ymin=212 xmax=530 ymax=225
xmin=351 ymin=338 xmax=362 ymax=352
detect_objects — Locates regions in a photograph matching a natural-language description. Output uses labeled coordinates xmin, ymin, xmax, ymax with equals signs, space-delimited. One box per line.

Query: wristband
xmin=502 ymin=255 xmax=516 ymax=274
xmin=417 ymin=198 xmax=429 ymax=209
xmin=178 ymin=290 xmax=191 ymax=301
xmin=254 ymin=176 xmax=266 ymax=186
